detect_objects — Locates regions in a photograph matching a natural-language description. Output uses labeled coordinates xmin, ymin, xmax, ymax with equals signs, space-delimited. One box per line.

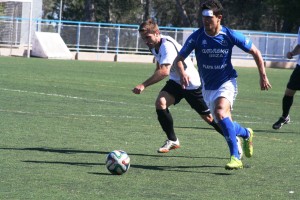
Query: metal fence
xmin=0 ymin=17 xmax=298 ymax=62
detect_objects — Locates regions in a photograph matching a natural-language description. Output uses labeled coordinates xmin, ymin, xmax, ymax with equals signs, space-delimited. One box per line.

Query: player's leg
xmin=273 ymin=66 xmax=300 ymax=129
xmin=184 ymin=88 xmax=223 ymax=135
xmin=208 ymin=79 xmax=245 ymax=169
xmin=214 ymin=98 xmax=243 ymax=169
xmin=204 ymin=115 xmax=223 ymax=135
xmin=232 ymin=121 xmax=252 ymax=158
xmin=156 ymin=81 xmax=181 ymax=153
xmin=156 ymin=91 xmax=176 ymax=141
xmin=272 ymin=88 xmax=295 ymax=129
xmin=184 ymin=88 xmax=244 ymax=158
xmin=282 ymin=88 xmax=296 ymax=118
xmin=214 ymin=98 xmax=239 ymax=158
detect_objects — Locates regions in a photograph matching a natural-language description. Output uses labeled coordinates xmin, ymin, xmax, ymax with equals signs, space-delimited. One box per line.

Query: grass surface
xmin=0 ymin=56 xmax=299 ymax=200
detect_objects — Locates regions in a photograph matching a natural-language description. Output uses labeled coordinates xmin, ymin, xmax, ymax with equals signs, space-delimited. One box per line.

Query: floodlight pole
xmin=58 ymin=0 xmax=62 ymax=34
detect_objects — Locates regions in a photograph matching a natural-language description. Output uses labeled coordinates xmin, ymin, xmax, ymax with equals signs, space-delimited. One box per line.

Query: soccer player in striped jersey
xmin=175 ymin=0 xmax=272 ymax=169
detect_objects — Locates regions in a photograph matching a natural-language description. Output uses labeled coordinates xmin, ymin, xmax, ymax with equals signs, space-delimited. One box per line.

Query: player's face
xmin=202 ymin=15 xmax=221 ymax=32
xmin=140 ymin=31 xmax=159 ymax=48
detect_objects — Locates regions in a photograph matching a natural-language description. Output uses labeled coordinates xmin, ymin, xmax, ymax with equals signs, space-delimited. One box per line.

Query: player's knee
xmin=201 ymin=114 xmax=214 ymax=123
xmin=214 ymin=109 xmax=227 ymax=121
xmin=155 ymin=98 xmax=167 ymax=109
xmin=285 ymin=88 xmax=296 ymax=96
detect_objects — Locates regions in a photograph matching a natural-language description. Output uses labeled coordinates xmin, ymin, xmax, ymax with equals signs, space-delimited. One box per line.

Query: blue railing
xmin=0 ymin=16 xmax=297 ymax=62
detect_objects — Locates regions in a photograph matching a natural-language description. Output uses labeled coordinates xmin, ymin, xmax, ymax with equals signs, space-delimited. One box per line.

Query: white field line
xmin=0 ymin=87 xmax=279 ymax=124
xmin=0 ymin=87 xmax=129 ymax=105
xmin=0 ymin=107 xmax=264 ymax=125
xmin=0 ymin=108 xmax=147 ymax=119
xmin=0 ymin=87 xmax=152 ymax=119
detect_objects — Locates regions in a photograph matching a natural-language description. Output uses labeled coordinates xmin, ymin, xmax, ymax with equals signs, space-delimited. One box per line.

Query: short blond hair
xmin=138 ymin=19 xmax=159 ymax=34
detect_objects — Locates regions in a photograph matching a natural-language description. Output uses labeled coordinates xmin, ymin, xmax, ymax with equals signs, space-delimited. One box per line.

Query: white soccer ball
xmin=105 ymin=150 xmax=130 ymax=175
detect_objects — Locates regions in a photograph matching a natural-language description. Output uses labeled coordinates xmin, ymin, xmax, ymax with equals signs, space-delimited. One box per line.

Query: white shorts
xmin=203 ymin=79 xmax=238 ymax=121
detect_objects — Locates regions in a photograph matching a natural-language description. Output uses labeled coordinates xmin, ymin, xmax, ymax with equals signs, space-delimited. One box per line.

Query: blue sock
xmin=233 ymin=121 xmax=249 ymax=138
xmin=219 ymin=117 xmax=240 ymax=159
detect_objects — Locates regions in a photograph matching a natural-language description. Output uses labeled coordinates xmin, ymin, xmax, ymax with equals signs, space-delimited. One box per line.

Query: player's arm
xmin=174 ymin=55 xmax=189 ymax=89
xmin=287 ymin=44 xmax=300 ymax=59
xmin=144 ymin=62 xmax=170 ymax=87
xmin=248 ymin=44 xmax=272 ymax=91
xmin=132 ymin=62 xmax=170 ymax=94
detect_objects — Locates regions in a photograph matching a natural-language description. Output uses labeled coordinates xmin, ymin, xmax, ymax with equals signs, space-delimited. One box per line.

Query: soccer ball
xmin=105 ymin=150 xmax=130 ymax=175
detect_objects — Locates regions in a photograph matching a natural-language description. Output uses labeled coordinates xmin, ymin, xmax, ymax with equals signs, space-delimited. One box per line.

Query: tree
xmin=175 ymin=0 xmax=191 ymax=27
xmin=142 ymin=0 xmax=150 ymax=21
xmin=84 ymin=0 xmax=95 ymax=22
xmin=42 ymin=0 xmax=299 ymax=33
xmin=265 ymin=0 xmax=300 ymax=33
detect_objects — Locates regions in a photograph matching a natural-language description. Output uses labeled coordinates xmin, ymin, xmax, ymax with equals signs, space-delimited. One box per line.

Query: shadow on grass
xmin=89 ymin=164 xmax=232 ymax=176
xmin=0 ymin=147 xmax=232 ymax=175
xmin=175 ymin=126 xmax=215 ymax=131
xmin=254 ymin=129 xmax=299 ymax=134
xmin=0 ymin=147 xmax=102 ymax=154
xmin=0 ymin=147 xmax=227 ymax=159
xmin=177 ymin=126 xmax=300 ymax=134
xmin=22 ymin=160 xmax=232 ymax=176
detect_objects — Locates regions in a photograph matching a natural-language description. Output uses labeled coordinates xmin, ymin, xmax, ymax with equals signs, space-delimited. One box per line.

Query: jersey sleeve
xmin=179 ymin=31 xmax=197 ymax=59
xmin=159 ymin=42 xmax=177 ymax=65
xmin=229 ymin=29 xmax=253 ymax=52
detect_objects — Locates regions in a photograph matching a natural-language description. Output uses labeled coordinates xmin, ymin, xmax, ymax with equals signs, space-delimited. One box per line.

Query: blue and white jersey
xmin=179 ymin=26 xmax=252 ymax=90
xmin=151 ymin=35 xmax=201 ymax=90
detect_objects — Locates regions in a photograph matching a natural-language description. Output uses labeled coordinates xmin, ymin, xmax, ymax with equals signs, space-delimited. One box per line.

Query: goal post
xmin=0 ymin=0 xmax=32 ymax=58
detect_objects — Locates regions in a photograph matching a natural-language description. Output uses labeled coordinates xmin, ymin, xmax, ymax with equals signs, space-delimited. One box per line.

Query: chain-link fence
xmin=0 ymin=17 xmax=298 ymax=62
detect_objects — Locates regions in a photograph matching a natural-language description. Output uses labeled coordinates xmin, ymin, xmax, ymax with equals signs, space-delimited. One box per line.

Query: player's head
xmin=200 ymin=0 xmax=223 ymax=32
xmin=139 ymin=19 xmax=161 ymax=48
xmin=139 ymin=19 xmax=160 ymax=34
xmin=201 ymin=0 xmax=223 ymax=17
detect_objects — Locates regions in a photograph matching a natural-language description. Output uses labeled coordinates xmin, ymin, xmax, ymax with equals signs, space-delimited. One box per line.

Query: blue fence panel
xmin=0 ymin=16 xmax=297 ymax=62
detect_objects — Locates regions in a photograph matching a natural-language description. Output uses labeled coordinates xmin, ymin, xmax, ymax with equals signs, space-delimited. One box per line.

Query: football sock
xmin=209 ymin=120 xmax=223 ymax=136
xmin=282 ymin=95 xmax=293 ymax=118
xmin=156 ymin=109 xmax=177 ymax=141
xmin=233 ymin=121 xmax=249 ymax=138
xmin=219 ymin=117 xmax=240 ymax=159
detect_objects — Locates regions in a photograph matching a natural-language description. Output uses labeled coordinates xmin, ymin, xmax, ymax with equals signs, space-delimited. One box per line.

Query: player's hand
xmin=132 ymin=84 xmax=145 ymax=94
xmin=180 ymin=73 xmax=190 ymax=89
xmin=286 ymin=52 xmax=293 ymax=59
xmin=260 ymin=76 xmax=272 ymax=91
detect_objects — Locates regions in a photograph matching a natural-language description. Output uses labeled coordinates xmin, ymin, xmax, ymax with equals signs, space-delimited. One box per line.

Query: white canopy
xmin=0 ymin=0 xmax=33 ymax=58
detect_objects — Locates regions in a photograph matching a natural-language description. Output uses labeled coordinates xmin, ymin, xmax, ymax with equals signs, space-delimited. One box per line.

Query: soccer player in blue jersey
xmin=174 ymin=0 xmax=272 ymax=170
xmin=132 ymin=19 xmax=245 ymax=155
